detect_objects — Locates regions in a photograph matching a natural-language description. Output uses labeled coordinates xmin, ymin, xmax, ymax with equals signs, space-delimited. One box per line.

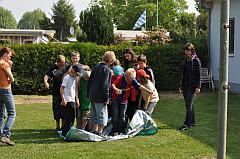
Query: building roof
xmin=0 ymin=29 xmax=56 ymax=37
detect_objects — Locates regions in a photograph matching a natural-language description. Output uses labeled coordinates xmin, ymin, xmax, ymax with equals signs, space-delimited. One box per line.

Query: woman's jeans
xmin=0 ymin=89 xmax=16 ymax=138
xmin=183 ymin=88 xmax=196 ymax=127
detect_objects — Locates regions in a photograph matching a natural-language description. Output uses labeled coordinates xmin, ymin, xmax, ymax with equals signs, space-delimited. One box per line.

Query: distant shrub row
xmin=2 ymin=42 xmax=207 ymax=94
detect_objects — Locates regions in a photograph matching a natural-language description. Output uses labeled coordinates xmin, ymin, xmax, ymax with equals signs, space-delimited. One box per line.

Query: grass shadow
xmin=154 ymin=92 xmax=240 ymax=159
xmin=12 ymin=129 xmax=64 ymax=144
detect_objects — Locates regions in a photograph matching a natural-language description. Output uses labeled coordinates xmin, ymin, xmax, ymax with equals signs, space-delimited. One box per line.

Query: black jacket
xmin=88 ymin=62 xmax=112 ymax=103
xmin=180 ymin=55 xmax=201 ymax=90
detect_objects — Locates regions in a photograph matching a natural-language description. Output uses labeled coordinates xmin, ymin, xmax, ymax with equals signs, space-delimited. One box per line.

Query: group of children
xmin=44 ymin=48 xmax=159 ymax=137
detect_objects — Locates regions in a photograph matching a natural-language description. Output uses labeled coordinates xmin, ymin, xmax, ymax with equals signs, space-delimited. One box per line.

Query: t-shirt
xmin=46 ymin=63 xmax=68 ymax=96
xmin=79 ymin=78 xmax=91 ymax=111
xmin=62 ymin=74 xmax=77 ymax=102
xmin=0 ymin=61 xmax=11 ymax=88
xmin=111 ymin=76 xmax=140 ymax=104
xmin=141 ymin=80 xmax=159 ymax=103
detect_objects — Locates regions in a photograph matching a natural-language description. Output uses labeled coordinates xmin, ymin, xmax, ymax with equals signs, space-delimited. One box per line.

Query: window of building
xmin=229 ymin=18 xmax=235 ymax=55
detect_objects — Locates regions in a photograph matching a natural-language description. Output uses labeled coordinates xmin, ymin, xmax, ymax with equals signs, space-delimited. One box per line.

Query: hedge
xmin=2 ymin=42 xmax=207 ymax=94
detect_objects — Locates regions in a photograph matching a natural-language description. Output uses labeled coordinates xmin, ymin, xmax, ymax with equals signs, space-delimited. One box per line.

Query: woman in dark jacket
xmin=179 ymin=43 xmax=201 ymax=130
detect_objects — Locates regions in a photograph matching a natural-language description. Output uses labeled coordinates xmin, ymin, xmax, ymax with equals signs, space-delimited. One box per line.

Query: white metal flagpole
xmin=145 ymin=9 xmax=147 ymax=31
xmin=217 ymin=0 xmax=230 ymax=158
xmin=157 ymin=0 xmax=159 ymax=30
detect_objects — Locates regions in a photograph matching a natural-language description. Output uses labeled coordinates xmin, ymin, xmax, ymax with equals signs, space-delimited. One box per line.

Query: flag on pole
xmin=132 ymin=10 xmax=146 ymax=30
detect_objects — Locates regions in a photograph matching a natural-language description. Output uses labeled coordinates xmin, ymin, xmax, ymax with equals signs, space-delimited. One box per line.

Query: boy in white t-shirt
xmin=60 ymin=65 xmax=80 ymax=136
xmin=136 ymin=69 xmax=159 ymax=116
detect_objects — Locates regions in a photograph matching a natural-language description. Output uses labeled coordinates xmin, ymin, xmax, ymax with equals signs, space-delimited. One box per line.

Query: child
xmin=126 ymin=59 xmax=139 ymax=121
xmin=137 ymin=54 xmax=155 ymax=85
xmin=110 ymin=59 xmax=121 ymax=69
xmin=137 ymin=69 xmax=159 ymax=116
xmin=76 ymin=65 xmax=91 ymax=128
xmin=88 ymin=51 xmax=116 ymax=136
xmin=108 ymin=65 xmax=124 ymax=120
xmin=44 ymin=55 xmax=68 ymax=131
xmin=60 ymin=65 xmax=80 ymax=136
xmin=122 ymin=48 xmax=137 ymax=71
xmin=112 ymin=65 xmax=123 ymax=82
xmin=77 ymin=69 xmax=92 ymax=130
xmin=111 ymin=68 xmax=152 ymax=135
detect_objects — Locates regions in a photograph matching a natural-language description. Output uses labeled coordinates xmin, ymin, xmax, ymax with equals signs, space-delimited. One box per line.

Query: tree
xmin=180 ymin=12 xmax=197 ymax=36
xmin=196 ymin=11 xmax=208 ymax=31
xmin=79 ymin=4 xmax=114 ymax=45
xmin=52 ymin=0 xmax=77 ymax=41
xmin=0 ymin=7 xmax=17 ymax=29
xmin=18 ymin=9 xmax=46 ymax=29
xmin=39 ymin=15 xmax=53 ymax=30
xmin=108 ymin=0 xmax=188 ymax=31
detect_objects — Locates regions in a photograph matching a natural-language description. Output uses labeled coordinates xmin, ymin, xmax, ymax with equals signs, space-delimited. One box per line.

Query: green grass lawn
xmin=0 ymin=92 xmax=239 ymax=159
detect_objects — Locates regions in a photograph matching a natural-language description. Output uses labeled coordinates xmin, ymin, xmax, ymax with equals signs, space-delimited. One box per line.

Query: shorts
xmin=89 ymin=102 xmax=108 ymax=127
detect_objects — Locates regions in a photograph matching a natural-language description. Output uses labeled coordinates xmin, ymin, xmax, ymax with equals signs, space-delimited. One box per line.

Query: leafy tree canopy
xmin=18 ymin=9 xmax=46 ymax=29
xmin=52 ymin=0 xmax=77 ymax=41
xmin=0 ymin=7 xmax=17 ymax=29
xmin=79 ymin=3 xmax=114 ymax=45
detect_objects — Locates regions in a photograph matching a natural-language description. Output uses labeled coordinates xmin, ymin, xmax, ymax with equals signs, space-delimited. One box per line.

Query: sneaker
xmin=179 ymin=125 xmax=189 ymax=131
xmin=0 ymin=135 xmax=15 ymax=146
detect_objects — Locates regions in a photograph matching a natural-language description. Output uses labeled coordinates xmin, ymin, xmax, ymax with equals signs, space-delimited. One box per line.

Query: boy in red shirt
xmin=111 ymin=68 xmax=152 ymax=135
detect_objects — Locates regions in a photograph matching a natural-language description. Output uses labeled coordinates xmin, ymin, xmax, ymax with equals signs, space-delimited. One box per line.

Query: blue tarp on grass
xmin=60 ymin=110 xmax=158 ymax=142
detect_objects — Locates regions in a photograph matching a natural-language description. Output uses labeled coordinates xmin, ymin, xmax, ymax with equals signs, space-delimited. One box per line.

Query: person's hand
xmin=44 ymin=83 xmax=49 ymax=90
xmin=143 ymin=108 xmax=147 ymax=113
xmin=195 ymin=88 xmax=200 ymax=94
xmin=76 ymin=100 xmax=80 ymax=108
xmin=8 ymin=60 xmax=13 ymax=68
xmin=62 ymin=99 xmax=67 ymax=107
xmin=104 ymin=99 xmax=109 ymax=105
xmin=179 ymin=88 xmax=183 ymax=93
xmin=114 ymin=88 xmax=122 ymax=95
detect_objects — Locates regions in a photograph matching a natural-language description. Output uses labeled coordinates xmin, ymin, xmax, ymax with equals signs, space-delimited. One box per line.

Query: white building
xmin=0 ymin=29 xmax=56 ymax=44
xmin=204 ymin=0 xmax=240 ymax=93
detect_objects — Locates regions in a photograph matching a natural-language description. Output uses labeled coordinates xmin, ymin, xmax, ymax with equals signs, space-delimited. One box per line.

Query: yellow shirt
xmin=0 ymin=61 xmax=11 ymax=89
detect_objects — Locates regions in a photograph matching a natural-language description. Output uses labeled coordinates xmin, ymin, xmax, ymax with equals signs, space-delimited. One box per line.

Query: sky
xmin=0 ymin=0 xmax=198 ymax=22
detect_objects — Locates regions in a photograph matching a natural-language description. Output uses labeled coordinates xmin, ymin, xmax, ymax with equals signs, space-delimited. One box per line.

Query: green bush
xmin=2 ymin=42 xmax=207 ymax=94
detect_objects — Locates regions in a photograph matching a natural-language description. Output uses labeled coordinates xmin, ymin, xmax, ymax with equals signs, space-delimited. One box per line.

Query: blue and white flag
xmin=132 ymin=10 xmax=146 ymax=30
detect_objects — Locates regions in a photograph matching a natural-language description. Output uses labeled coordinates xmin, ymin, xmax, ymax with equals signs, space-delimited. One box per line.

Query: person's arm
xmin=61 ymin=76 xmax=68 ymax=106
xmin=75 ymin=76 xmax=80 ymax=107
xmin=4 ymin=66 xmax=14 ymax=83
xmin=60 ymin=86 xmax=66 ymax=106
xmin=112 ymin=83 xmax=122 ymax=95
xmin=139 ymin=85 xmax=153 ymax=94
xmin=195 ymin=58 xmax=202 ymax=94
xmin=43 ymin=75 xmax=49 ymax=90
xmin=179 ymin=60 xmax=185 ymax=93
xmin=102 ymin=68 xmax=112 ymax=104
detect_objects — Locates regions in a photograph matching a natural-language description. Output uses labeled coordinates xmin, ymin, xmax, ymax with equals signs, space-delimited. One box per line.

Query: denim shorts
xmin=89 ymin=102 xmax=108 ymax=127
